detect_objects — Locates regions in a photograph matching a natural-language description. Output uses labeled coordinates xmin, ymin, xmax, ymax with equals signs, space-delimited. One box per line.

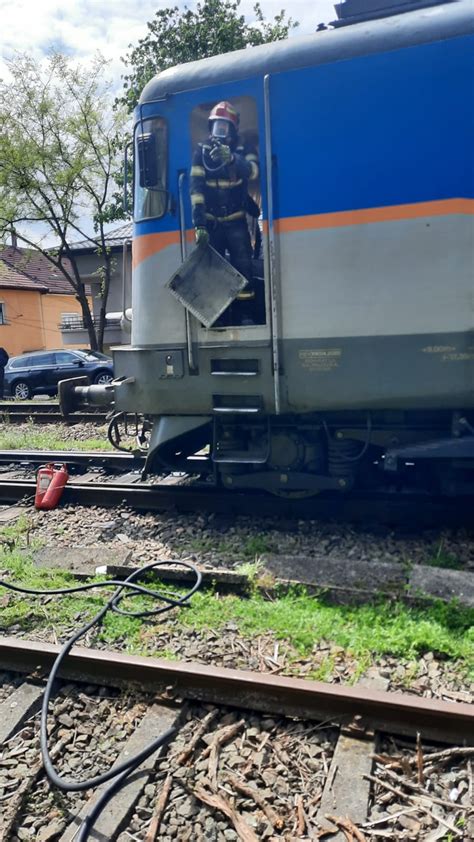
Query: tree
xmin=119 ymin=0 xmax=298 ymax=112
xmin=0 ymin=53 xmax=128 ymax=351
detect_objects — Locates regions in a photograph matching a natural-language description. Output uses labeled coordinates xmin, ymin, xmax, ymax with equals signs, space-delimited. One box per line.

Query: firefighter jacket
xmin=190 ymin=141 xmax=259 ymax=228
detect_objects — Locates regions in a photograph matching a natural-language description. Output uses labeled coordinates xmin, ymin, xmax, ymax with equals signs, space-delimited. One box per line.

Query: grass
xmin=241 ymin=535 xmax=272 ymax=557
xmin=0 ymin=422 xmax=112 ymax=451
xmin=1 ymin=518 xmax=472 ymax=679
xmin=423 ymin=539 xmax=462 ymax=570
xmin=178 ymin=588 xmax=473 ymax=665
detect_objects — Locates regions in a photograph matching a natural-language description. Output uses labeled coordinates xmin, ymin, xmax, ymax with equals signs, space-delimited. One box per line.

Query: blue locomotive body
xmin=105 ymin=0 xmax=474 ymax=495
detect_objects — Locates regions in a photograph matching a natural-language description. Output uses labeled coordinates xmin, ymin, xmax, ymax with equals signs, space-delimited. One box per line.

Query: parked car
xmin=4 ymin=349 xmax=114 ymax=399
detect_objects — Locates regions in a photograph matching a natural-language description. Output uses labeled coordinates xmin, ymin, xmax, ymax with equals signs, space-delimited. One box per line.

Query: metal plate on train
xmin=165 ymin=245 xmax=248 ymax=327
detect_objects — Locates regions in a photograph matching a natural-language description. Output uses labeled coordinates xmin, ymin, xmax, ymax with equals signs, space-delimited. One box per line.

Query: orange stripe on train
xmin=132 ymin=230 xmax=194 ymax=270
xmin=275 ymin=198 xmax=474 ymax=233
xmin=133 ymin=198 xmax=474 ymax=268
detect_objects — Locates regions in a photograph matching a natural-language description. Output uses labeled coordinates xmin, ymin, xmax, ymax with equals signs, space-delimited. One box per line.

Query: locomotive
xmin=62 ymin=0 xmax=474 ymax=496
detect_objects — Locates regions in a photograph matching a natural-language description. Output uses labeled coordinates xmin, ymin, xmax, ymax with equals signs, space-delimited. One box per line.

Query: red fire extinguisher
xmin=35 ymin=463 xmax=69 ymax=510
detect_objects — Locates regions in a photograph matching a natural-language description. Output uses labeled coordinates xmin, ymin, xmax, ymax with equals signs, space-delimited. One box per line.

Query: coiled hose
xmin=0 ymin=559 xmax=202 ymax=841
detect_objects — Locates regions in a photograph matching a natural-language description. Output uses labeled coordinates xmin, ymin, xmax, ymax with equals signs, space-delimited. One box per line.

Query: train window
xmin=189 ymin=96 xmax=265 ymax=327
xmin=134 ymin=117 xmax=168 ymax=221
xmin=189 ymin=96 xmax=261 ymax=225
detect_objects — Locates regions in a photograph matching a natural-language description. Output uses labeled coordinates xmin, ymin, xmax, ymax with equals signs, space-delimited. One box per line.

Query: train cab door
xmin=175 ymin=87 xmax=281 ymax=419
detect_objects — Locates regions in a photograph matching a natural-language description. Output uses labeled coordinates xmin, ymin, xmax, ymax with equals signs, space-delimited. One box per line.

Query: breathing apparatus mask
xmin=210 ymin=119 xmax=231 ymax=142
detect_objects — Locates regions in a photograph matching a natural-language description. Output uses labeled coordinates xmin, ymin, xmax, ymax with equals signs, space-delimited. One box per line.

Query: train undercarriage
xmin=109 ymin=408 xmax=474 ymax=497
xmin=59 ymin=379 xmax=474 ymax=496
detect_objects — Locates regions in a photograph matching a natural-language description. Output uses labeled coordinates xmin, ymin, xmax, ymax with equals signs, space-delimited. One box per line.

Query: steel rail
xmin=0 ymin=401 xmax=107 ymax=425
xmin=0 ymin=637 xmax=471 ymax=744
xmin=0 ymin=411 xmax=108 ymax=425
xmin=0 ymin=400 xmax=105 ymax=414
xmin=0 ymin=450 xmax=144 ymax=469
xmin=0 ymin=400 xmax=60 ymax=410
xmin=0 ymin=474 xmax=473 ymax=524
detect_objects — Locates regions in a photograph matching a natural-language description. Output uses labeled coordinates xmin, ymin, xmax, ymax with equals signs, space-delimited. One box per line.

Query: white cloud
xmin=1 ymin=0 xmax=338 ymax=244
xmin=0 ymin=1 xmax=338 ymax=84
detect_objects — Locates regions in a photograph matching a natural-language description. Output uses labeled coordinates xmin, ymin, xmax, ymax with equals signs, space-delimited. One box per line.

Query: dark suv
xmin=4 ymin=350 xmax=114 ymax=400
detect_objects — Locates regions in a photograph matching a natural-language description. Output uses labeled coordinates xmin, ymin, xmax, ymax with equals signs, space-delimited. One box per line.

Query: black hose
xmin=0 ymin=559 xmax=202 ymax=841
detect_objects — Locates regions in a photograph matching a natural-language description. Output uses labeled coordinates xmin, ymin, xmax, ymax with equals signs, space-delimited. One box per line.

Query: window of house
xmin=134 ymin=117 xmax=168 ymax=221
xmin=0 ymin=303 xmax=6 ymax=325
xmin=61 ymin=312 xmax=82 ymax=329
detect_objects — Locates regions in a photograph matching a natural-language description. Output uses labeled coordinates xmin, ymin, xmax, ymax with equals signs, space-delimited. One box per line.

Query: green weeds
xmin=178 ymin=588 xmax=473 ymax=665
xmin=0 ymin=421 xmax=112 ymax=451
xmin=0 ymin=519 xmax=472 ymax=680
xmin=423 ymin=540 xmax=462 ymax=570
xmin=242 ymin=535 xmax=272 ymax=557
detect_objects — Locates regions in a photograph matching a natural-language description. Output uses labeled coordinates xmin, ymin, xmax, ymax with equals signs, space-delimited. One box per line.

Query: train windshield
xmin=134 ymin=117 xmax=168 ymax=220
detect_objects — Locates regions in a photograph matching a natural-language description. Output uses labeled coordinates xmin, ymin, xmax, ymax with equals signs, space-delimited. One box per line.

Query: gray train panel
xmin=114 ymin=326 xmax=473 ymax=414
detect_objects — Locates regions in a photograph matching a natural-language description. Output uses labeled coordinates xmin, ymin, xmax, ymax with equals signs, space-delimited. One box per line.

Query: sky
xmin=0 ymin=1 xmax=338 ymax=86
xmin=0 ymin=1 xmax=338 ymax=246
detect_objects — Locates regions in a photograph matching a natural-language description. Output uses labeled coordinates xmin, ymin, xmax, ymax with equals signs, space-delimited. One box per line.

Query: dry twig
xmin=144 ymin=774 xmax=173 ymax=842
xmin=296 ymin=794 xmax=306 ymax=835
xmin=420 ymin=745 xmax=474 ymax=775
xmin=362 ymin=805 xmax=421 ymax=829
xmin=207 ymin=719 xmax=245 ymax=791
xmin=226 ymin=773 xmax=284 ymax=830
xmin=175 ymin=709 xmax=219 ymax=766
xmin=192 ymin=783 xmax=259 ymax=842
xmin=364 ymin=772 xmax=463 ymax=810
xmin=0 ymin=738 xmax=66 ymax=842
xmin=326 ymin=814 xmax=367 ymax=842
xmin=416 ymin=731 xmax=424 ymax=786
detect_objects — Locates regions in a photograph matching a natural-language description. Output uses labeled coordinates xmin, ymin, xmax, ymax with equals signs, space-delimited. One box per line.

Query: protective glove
xmin=209 ymin=144 xmax=233 ymax=165
xmin=195 ymin=227 xmax=209 ymax=247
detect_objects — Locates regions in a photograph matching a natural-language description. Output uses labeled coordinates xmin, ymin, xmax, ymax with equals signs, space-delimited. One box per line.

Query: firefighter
xmin=190 ymin=101 xmax=259 ymax=302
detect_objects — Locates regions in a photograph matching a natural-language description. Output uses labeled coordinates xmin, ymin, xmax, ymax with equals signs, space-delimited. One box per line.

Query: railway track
xmin=0 ymin=448 xmax=473 ymax=525
xmin=0 ymin=448 xmax=144 ymax=471
xmin=0 ymin=637 xmax=472 ymax=841
xmin=0 ymin=400 xmax=107 ymax=425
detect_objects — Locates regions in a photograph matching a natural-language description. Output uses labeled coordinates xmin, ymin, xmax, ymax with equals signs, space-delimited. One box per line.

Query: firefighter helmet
xmin=208 ymin=101 xmax=239 ymax=134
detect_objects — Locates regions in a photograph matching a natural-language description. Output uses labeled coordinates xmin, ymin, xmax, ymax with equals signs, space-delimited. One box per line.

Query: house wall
xmin=0 ymin=289 xmax=45 ymax=355
xmin=75 ymin=248 xmax=132 ymax=319
xmin=0 ymin=289 xmax=89 ymax=356
xmin=60 ymin=246 xmax=132 ymax=350
xmin=41 ymin=293 xmax=86 ymax=350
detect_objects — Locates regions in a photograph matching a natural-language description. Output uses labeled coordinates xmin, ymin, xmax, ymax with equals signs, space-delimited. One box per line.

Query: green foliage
xmin=0 ymin=513 xmax=33 ymax=548
xmin=242 ymin=534 xmax=272 ymax=557
xmin=179 ymin=590 xmax=474 ymax=663
xmin=1 ymin=514 xmax=471 ymax=680
xmin=424 ymin=540 xmax=462 ymax=570
xmin=0 ymin=422 xmax=112 ymax=452
xmin=98 ymin=611 xmax=142 ymax=648
xmin=119 ymin=0 xmax=298 ymax=111
xmin=0 ymin=52 xmax=128 ymax=351
xmin=236 ymin=558 xmax=265 ymax=580
xmin=0 ymin=533 xmax=99 ymax=633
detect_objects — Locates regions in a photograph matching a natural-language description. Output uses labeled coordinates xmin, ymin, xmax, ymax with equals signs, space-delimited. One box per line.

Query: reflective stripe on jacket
xmin=190 ymin=142 xmax=259 ymax=228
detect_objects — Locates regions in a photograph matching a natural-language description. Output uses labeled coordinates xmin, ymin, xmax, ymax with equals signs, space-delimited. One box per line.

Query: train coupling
xmin=58 ymin=375 xmax=115 ymax=420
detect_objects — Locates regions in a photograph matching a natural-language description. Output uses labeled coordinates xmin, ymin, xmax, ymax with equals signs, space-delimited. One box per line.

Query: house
xmin=0 ymin=241 xmax=87 ymax=357
xmin=60 ymin=223 xmax=132 ymax=351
